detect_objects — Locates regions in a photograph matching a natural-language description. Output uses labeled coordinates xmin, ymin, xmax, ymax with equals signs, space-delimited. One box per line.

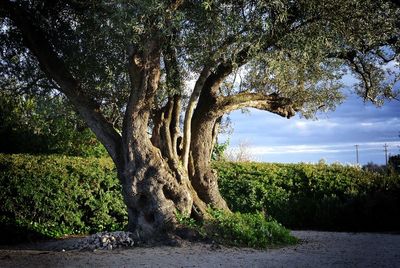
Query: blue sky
xmin=220 ymin=93 xmax=400 ymax=165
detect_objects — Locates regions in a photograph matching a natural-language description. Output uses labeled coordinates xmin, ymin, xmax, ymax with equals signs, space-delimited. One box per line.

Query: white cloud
xmin=293 ymin=120 xmax=339 ymax=130
xmin=360 ymin=122 xmax=374 ymax=127
xmin=243 ymin=141 xmax=400 ymax=156
xmin=290 ymin=119 xmax=340 ymax=136
xmin=223 ymin=92 xmax=400 ymax=164
xmin=294 ymin=121 xmax=307 ymax=129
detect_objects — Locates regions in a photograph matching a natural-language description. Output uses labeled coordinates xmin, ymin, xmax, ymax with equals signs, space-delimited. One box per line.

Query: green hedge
xmin=2 ymin=154 xmax=399 ymax=242
xmin=0 ymin=154 xmax=127 ymax=239
xmin=216 ymin=161 xmax=400 ymax=231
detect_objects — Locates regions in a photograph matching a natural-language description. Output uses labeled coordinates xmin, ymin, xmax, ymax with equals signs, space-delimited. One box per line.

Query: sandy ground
xmin=1 ymin=231 xmax=400 ymax=267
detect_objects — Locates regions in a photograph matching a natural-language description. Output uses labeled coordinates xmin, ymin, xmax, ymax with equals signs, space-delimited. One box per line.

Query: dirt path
xmin=1 ymin=231 xmax=399 ymax=267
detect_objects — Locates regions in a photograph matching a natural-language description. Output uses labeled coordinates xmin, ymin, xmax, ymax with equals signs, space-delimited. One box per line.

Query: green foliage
xmin=0 ymin=153 xmax=296 ymax=248
xmin=211 ymin=139 xmax=229 ymax=161
xmin=0 ymin=91 xmax=107 ymax=157
xmin=175 ymin=210 xmax=198 ymax=230
xmin=0 ymin=154 xmax=127 ymax=238
xmin=2 ymin=152 xmax=399 ymax=245
xmin=176 ymin=208 xmax=297 ymax=248
xmin=205 ymin=210 xmax=297 ymax=248
xmin=2 ymin=0 xmax=399 ymax=124
xmin=215 ymin=161 xmax=400 ymax=231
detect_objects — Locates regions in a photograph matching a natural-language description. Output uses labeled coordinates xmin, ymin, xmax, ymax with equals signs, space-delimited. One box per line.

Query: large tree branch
xmin=1 ymin=0 xmax=122 ymax=164
xmin=181 ymin=66 xmax=211 ymax=170
xmin=123 ymin=41 xmax=161 ymax=163
xmin=215 ymin=92 xmax=298 ymax=118
xmin=203 ymin=61 xmax=235 ymax=97
xmin=161 ymin=39 xmax=183 ymax=160
xmin=123 ymin=46 xmax=143 ymax=162
xmin=197 ymin=47 xmax=251 ymax=103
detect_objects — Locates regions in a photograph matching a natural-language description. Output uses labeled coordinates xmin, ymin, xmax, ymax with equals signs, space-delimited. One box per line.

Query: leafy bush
xmin=176 ymin=209 xmax=297 ymax=248
xmin=0 ymin=154 xmax=127 ymax=239
xmin=216 ymin=161 xmax=400 ymax=231
xmin=206 ymin=210 xmax=297 ymax=248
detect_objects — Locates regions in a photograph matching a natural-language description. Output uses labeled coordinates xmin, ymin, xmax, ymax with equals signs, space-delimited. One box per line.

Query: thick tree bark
xmin=120 ymin=42 xmax=197 ymax=238
xmin=215 ymin=92 xmax=298 ymax=118
xmin=189 ymin=65 xmax=232 ymax=211
xmin=181 ymin=67 xmax=211 ymax=170
xmin=190 ymin=111 xmax=231 ymax=211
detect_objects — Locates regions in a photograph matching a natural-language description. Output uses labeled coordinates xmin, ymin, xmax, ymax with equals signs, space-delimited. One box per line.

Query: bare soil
xmin=1 ymin=231 xmax=399 ymax=267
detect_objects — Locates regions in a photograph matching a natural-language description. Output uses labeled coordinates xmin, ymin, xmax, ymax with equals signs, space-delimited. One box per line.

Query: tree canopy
xmin=2 ymin=1 xmax=398 ymax=117
xmin=1 ymin=0 xmax=399 ymax=238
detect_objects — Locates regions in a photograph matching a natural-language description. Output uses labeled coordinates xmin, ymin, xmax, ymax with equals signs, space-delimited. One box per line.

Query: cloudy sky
xmin=220 ymin=92 xmax=400 ymax=165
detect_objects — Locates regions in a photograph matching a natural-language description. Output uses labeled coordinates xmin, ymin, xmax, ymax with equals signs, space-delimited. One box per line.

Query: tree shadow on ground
xmin=0 ymin=223 xmax=52 ymax=246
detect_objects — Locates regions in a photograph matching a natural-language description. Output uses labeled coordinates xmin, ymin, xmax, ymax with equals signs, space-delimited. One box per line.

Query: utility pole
xmin=384 ymin=143 xmax=388 ymax=166
xmin=354 ymin=144 xmax=359 ymax=165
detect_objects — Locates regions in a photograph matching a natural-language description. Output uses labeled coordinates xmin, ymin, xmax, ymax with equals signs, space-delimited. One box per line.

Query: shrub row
xmin=0 ymin=154 xmax=127 ymax=241
xmin=0 ymin=154 xmax=296 ymax=248
xmin=1 ymin=154 xmax=399 ymax=243
xmin=216 ymin=161 xmax=400 ymax=231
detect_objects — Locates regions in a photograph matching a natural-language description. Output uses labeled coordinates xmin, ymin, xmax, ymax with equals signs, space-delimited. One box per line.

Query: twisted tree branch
xmin=215 ymin=92 xmax=298 ymax=118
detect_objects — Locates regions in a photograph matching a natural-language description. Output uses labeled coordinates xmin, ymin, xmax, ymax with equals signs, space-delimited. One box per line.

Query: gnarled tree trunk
xmin=118 ymin=41 xmax=196 ymax=239
xmin=2 ymin=0 xmax=298 ymax=241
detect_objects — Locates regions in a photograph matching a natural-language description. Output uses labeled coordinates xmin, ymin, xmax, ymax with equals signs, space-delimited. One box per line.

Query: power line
xmin=384 ymin=143 xmax=389 ymax=166
xmin=354 ymin=144 xmax=359 ymax=164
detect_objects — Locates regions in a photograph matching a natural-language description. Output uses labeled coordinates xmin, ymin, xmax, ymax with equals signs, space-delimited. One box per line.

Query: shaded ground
xmin=1 ymin=231 xmax=399 ymax=267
